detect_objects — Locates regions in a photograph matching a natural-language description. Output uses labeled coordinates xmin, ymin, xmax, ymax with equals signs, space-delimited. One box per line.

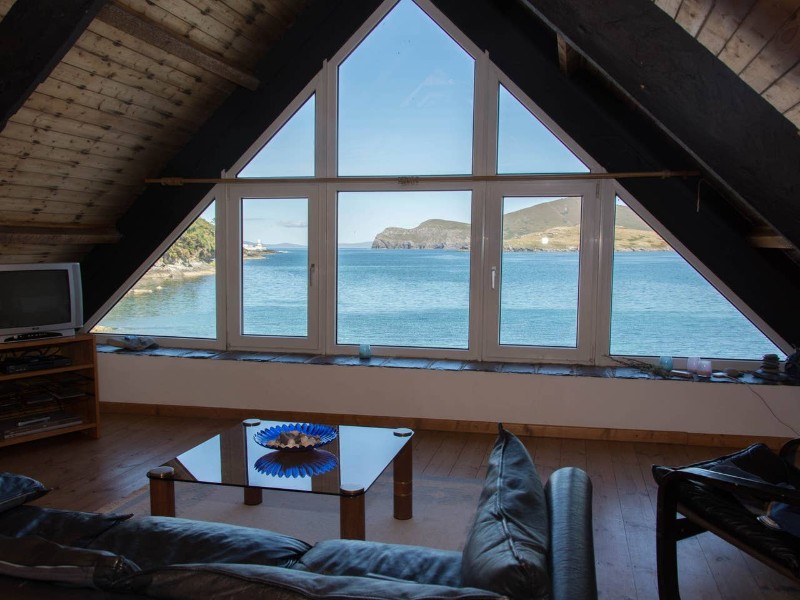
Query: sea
xmin=98 ymin=249 xmax=781 ymax=360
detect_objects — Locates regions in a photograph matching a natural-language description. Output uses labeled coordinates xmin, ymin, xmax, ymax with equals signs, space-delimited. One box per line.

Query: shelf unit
xmin=0 ymin=334 xmax=100 ymax=447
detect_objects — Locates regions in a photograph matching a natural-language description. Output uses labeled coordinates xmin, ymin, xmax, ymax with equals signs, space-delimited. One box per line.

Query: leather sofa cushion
xmin=88 ymin=516 xmax=312 ymax=570
xmin=0 ymin=505 xmax=132 ymax=547
xmin=113 ymin=563 xmax=504 ymax=599
xmin=298 ymin=538 xmax=464 ymax=588
xmin=461 ymin=424 xmax=551 ymax=600
xmin=0 ymin=473 xmax=48 ymax=514
xmin=0 ymin=534 xmax=139 ymax=589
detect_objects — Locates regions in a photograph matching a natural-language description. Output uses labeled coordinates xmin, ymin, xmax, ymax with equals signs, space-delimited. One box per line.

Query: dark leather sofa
xmin=0 ymin=426 xmax=596 ymax=599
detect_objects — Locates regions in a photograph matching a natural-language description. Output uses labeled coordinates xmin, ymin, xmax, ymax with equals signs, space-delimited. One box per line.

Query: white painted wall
xmin=98 ymin=353 xmax=800 ymax=438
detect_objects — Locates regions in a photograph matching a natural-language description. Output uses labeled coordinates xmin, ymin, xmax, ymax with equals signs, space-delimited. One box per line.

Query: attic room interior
xmin=1 ymin=0 xmax=800 ymax=598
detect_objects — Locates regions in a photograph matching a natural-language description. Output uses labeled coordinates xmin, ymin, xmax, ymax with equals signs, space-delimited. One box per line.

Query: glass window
xmin=241 ymin=198 xmax=309 ymax=337
xmin=610 ymin=197 xmax=783 ymax=359
xmin=336 ymin=190 xmax=472 ymax=348
xmin=237 ymin=95 xmax=315 ymax=178
xmin=497 ymin=85 xmax=588 ymax=174
xmin=498 ymin=196 xmax=582 ymax=347
xmin=337 ymin=0 xmax=475 ymax=176
xmin=93 ymin=203 xmax=217 ymax=339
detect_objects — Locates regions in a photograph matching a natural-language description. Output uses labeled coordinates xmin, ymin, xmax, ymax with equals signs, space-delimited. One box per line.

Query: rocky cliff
xmin=372 ymin=198 xmax=668 ymax=251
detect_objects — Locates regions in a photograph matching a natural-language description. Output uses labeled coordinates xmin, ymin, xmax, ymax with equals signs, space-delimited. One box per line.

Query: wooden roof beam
xmin=749 ymin=226 xmax=795 ymax=250
xmin=95 ymin=3 xmax=260 ymax=91
xmin=557 ymin=33 xmax=582 ymax=75
xmin=0 ymin=0 xmax=109 ymax=132
xmin=0 ymin=223 xmax=121 ymax=245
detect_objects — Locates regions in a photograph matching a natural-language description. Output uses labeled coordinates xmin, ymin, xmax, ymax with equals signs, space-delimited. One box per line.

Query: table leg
xmin=244 ymin=486 xmax=263 ymax=505
xmin=148 ymin=466 xmax=175 ymax=517
xmin=393 ymin=441 xmax=413 ymax=520
xmin=340 ymin=485 xmax=366 ymax=540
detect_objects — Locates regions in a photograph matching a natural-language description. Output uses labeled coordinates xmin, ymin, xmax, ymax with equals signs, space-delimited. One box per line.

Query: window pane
xmin=93 ymin=203 xmax=217 ymax=339
xmin=237 ymin=95 xmax=315 ymax=178
xmin=610 ymin=198 xmax=783 ymax=359
xmin=337 ymin=191 xmax=471 ymax=348
xmin=241 ymin=199 xmax=308 ymax=337
xmin=497 ymin=85 xmax=588 ymax=174
xmin=337 ymin=0 xmax=474 ymax=176
xmin=499 ymin=196 xmax=581 ymax=347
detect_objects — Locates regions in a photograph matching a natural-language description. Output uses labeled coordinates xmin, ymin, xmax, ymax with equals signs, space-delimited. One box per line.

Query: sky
xmin=227 ymin=0 xmax=588 ymax=246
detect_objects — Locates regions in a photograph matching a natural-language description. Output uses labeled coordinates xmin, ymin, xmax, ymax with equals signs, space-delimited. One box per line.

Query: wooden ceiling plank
xmin=190 ymin=0 xmax=283 ymax=51
xmin=653 ymin=0 xmax=683 ymax=19
xmin=695 ymin=0 xmax=757 ymax=55
xmin=557 ymin=34 xmax=582 ymax=75
xmin=76 ymin=29 xmax=232 ymax=105
xmin=0 ymin=0 xmax=109 ymax=131
xmin=2 ymin=121 xmax=146 ymax=162
xmin=0 ymin=151 xmax=140 ymax=183
xmin=718 ymin=0 xmax=800 ymax=74
xmin=0 ymin=184 xmax=133 ymax=207
xmin=48 ymin=62 xmax=211 ymax=128
xmin=739 ymin=12 xmax=800 ymax=93
xmin=11 ymin=106 xmax=152 ymax=152
xmin=0 ymin=0 xmax=16 ymax=19
xmin=0 ymin=208 xmax=118 ymax=226
xmin=35 ymin=78 xmax=197 ymax=135
xmin=0 ymin=224 xmax=121 ymax=245
xmin=222 ymin=0 xmax=295 ymax=29
xmin=26 ymin=91 xmax=170 ymax=141
xmin=65 ymin=41 xmax=230 ymax=114
xmin=87 ymin=20 xmax=238 ymax=97
xmin=155 ymin=0 xmax=264 ymax=64
xmin=0 ymin=167 xmax=142 ymax=196
xmin=675 ymin=0 xmax=716 ymax=37
xmin=0 ymin=134 xmax=142 ymax=172
xmin=97 ymin=3 xmax=259 ymax=89
xmin=784 ymin=100 xmax=800 ymax=126
xmin=763 ymin=61 xmax=800 ymax=112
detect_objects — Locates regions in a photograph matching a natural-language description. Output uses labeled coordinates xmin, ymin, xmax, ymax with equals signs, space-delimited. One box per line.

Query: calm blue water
xmin=97 ymin=249 xmax=781 ymax=360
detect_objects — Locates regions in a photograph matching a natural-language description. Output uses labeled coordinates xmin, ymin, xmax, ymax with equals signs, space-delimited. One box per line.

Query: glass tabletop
xmin=163 ymin=420 xmax=413 ymax=496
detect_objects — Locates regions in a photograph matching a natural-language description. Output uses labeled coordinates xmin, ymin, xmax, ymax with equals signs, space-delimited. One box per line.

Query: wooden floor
xmin=1 ymin=413 xmax=798 ymax=600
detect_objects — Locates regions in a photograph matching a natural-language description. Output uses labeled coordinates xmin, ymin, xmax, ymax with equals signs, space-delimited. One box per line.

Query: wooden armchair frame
xmin=654 ymin=439 xmax=800 ymax=599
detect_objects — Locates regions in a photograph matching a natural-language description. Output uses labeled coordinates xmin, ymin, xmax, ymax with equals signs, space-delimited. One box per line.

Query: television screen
xmin=0 ymin=270 xmax=72 ymax=328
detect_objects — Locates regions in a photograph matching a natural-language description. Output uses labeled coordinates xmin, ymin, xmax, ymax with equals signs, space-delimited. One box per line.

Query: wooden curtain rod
xmin=145 ymin=170 xmax=699 ymax=186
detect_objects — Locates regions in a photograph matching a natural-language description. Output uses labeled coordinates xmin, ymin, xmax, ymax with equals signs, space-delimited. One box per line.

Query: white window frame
xmin=225 ymin=183 xmax=323 ymax=353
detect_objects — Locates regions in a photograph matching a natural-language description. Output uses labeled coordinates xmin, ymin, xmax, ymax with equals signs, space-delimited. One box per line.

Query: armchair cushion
xmin=461 ymin=424 xmax=551 ymax=600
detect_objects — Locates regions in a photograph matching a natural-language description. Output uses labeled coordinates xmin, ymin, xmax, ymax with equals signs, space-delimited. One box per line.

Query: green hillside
xmin=372 ymin=198 xmax=669 ymax=251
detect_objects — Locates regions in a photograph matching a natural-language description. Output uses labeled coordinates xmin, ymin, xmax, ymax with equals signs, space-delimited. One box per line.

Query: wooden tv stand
xmin=0 ymin=335 xmax=100 ymax=447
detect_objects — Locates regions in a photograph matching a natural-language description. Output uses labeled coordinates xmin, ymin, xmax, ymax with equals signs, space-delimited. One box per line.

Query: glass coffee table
xmin=147 ymin=419 xmax=414 ymax=540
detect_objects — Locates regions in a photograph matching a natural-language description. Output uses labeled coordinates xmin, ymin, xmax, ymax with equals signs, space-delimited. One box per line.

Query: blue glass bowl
xmin=254 ymin=449 xmax=338 ymax=478
xmin=253 ymin=423 xmax=337 ymax=452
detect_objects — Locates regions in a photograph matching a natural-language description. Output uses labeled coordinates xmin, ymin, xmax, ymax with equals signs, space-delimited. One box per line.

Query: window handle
xmin=491 ymin=266 xmax=497 ymax=290
xmin=309 ymin=263 xmax=316 ymax=287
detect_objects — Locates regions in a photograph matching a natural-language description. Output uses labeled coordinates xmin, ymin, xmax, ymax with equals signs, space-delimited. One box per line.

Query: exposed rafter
xmin=0 ymin=0 xmax=109 ymax=131
xmin=95 ymin=3 xmax=260 ymax=91
xmin=0 ymin=223 xmax=121 ymax=245
xmin=516 ymin=0 xmax=800 ymax=253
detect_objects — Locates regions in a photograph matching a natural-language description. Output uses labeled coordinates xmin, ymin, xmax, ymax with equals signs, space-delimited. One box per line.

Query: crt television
xmin=0 ymin=263 xmax=84 ymax=343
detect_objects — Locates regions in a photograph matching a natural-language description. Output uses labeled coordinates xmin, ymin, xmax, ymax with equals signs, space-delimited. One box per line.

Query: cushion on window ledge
xmin=0 ymin=534 xmax=139 ymax=589
xmin=460 ymin=424 xmax=551 ymax=600
xmin=0 ymin=473 xmax=49 ymax=514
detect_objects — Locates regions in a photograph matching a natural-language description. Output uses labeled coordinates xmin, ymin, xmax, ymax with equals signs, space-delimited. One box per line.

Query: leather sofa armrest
xmin=545 ymin=467 xmax=597 ymax=600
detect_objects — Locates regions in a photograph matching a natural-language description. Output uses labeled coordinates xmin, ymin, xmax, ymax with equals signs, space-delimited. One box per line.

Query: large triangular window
xmin=497 ymin=85 xmax=588 ymax=174
xmin=337 ymin=0 xmax=475 ymax=176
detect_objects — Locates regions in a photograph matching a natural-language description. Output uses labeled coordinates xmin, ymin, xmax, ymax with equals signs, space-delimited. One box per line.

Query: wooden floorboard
xmin=1 ymin=413 xmax=799 ymax=599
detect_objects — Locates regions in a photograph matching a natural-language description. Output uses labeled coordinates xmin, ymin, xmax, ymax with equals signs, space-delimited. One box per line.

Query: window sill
xmin=96 ymin=345 xmax=796 ymax=386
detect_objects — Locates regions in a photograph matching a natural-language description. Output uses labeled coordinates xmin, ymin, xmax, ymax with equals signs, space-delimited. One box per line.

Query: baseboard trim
xmin=99 ymin=401 xmax=791 ymax=449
